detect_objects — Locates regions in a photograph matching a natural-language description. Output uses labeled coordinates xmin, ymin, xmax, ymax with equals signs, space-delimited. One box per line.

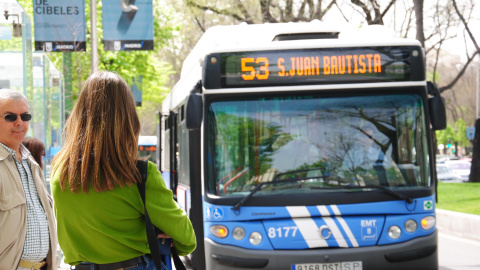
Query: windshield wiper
xmin=233 ymin=168 xmax=324 ymax=211
xmin=333 ymin=184 xmax=413 ymax=203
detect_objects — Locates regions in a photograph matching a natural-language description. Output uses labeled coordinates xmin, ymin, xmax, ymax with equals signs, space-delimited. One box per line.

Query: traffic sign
xmin=466 ymin=127 xmax=475 ymax=140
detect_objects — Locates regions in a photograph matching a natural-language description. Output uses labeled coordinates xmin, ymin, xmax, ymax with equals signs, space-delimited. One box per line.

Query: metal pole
xmin=90 ymin=0 xmax=98 ymax=74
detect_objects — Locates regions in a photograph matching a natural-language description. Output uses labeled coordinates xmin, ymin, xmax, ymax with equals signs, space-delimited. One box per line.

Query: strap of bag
xmin=136 ymin=160 xmax=187 ymax=270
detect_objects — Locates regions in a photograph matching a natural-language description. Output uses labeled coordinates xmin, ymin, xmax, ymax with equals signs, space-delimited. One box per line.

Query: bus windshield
xmin=206 ymin=94 xmax=430 ymax=197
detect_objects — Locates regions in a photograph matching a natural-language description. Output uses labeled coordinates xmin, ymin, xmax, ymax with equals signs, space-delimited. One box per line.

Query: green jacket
xmin=51 ymin=161 xmax=196 ymax=265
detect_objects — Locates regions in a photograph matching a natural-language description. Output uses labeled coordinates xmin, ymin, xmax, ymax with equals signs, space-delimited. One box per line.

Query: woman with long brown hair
xmin=51 ymin=71 xmax=196 ymax=269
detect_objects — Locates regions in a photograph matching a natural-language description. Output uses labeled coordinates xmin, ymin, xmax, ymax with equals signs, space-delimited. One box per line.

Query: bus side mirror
xmin=427 ymin=82 xmax=447 ymax=130
xmin=186 ymin=93 xmax=203 ymax=130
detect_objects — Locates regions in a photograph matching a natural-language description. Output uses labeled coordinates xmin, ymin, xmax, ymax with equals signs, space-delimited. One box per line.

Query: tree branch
xmin=193 ymin=16 xmax=206 ymax=33
xmin=350 ymin=0 xmax=373 ymax=23
xmin=381 ymin=0 xmax=396 ymax=18
xmin=286 ymin=0 xmax=294 ymax=21
xmin=186 ymin=0 xmax=251 ymax=23
xmin=452 ymin=0 xmax=480 ymax=52
xmin=316 ymin=0 xmax=336 ymax=20
xmin=334 ymin=1 xmax=349 ymax=22
xmin=235 ymin=1 xmax=255 ymax=24
xmin=296 ymin=0 xmax=307 ymax=20
xmin=259 ymin=0 xmax=278 ymax=23
xmin=439 ymin=50 xmax=480 ymax=92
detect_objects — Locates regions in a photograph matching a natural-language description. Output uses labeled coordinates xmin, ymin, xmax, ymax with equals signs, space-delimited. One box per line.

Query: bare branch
xmin=425 ymin=35 xmax=458 ymax=56
xmin=334 ymin=1 xmax=350 ymax=22
xmin=286 ymin=0 xmax=294 ymax=21
xmin=193 ymin=16 xmax=206 ymax=33
xmin=235 ymin=1 xmax=255 ymax=24
xmin=432 ymin=39 xmax=443 ymax=84
xmin=351 ymin=0 xmax=373 ymax=23
xmin=316 ymin=0 xmax=336 ymax=20
xmin=381 ymin=0 xmax=397 ymax=18
xmin=186 ymin=0 xmax=252 ymax=23
xmin=399 ymin=6 xmax=414 ymax=38
xmin=439 ymin=50 xmax=480 ymax=92
xmin=307 ymin=0 xmax=314 ymax=19
xmin=297 ymin=0 xmax=307 ymax=20
xmin=371 ymin=0 xmax=382 ymax=24
xmin=452 ymin=0 xmax=480 ymax=52
xmin=259 ymin=0 xmax=278 ymax=23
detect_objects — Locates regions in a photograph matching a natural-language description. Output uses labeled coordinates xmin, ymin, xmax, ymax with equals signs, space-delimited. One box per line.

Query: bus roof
xmin=163 ymin=22 xmax=421 ymax=113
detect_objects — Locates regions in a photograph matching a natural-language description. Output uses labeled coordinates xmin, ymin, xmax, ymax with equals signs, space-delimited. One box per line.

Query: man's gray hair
xmin=0 ymin=88 xmax=29 ymax=106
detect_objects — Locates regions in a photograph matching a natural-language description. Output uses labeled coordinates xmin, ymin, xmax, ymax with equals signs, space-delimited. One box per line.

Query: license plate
xmin=292 ymin=261 xmax=362 ymax=270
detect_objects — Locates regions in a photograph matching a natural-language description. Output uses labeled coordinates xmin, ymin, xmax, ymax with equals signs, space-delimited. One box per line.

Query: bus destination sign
xmin=203 ymin=46 xmax=424 ymax=89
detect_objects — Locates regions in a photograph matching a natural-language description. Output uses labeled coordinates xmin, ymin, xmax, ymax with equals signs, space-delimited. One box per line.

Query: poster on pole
xmin=102 ymin=0 xmax=154 ymax=51
xmin=33 ymin=0 xmax=86 ymax=52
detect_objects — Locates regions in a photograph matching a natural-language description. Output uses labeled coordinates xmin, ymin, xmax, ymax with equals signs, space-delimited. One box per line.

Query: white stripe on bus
xmin=330 ymin=205 xmax=359 ymax=247
xmin=287 ymin=206 xmax=328 ymax=248
xmin=318 ymin=206 xmax=349 ymax=248
xmin=317 ymin=205 xmax=331 ymax=216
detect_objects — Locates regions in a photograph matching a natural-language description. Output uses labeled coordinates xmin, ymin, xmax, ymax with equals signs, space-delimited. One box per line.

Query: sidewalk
xmin=436 ymin=209 xmax=480 ymax=242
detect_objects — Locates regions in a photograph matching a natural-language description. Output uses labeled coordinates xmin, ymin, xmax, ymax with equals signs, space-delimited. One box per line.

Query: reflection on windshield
xmin=206 ymin=94 xmax=430 ymax=197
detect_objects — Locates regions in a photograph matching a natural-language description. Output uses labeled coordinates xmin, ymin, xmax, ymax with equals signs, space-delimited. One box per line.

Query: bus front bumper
xmin=204 ymin=230 xmax=438 ymax=270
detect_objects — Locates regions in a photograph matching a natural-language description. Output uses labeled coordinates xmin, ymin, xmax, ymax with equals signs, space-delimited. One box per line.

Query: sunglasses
xmin=0 ymin=113 xmax=32 ymax=122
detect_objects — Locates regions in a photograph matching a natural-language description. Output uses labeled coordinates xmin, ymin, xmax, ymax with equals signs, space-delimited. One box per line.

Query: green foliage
xmin=436 ymin=118 xmax=470 ymax=148
xmin=454 ymin=118 xmax=469 ymax=147
xmin=437 ymin=182 xmax=480 ymax=215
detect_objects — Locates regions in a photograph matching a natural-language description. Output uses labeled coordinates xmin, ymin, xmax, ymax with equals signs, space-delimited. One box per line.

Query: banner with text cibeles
xmin=102 ymin=0 xmax=154 ymax=51
xmin=33 ymin=0 xmax=86 ymax=52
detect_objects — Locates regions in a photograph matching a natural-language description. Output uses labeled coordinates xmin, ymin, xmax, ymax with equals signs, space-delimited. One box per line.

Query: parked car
xmin=436 ymin=164 xmax=463 ymax=182
xmin=444 ymin=160 xmax=471 ymax=181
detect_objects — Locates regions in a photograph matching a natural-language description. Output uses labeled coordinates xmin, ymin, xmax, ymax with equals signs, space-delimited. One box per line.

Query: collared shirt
xmin=0 ymin=142 xmax=50 ymax=261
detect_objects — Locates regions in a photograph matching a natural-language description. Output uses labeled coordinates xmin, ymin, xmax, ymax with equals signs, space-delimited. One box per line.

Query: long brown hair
xmin=52 ymin=71 xmax=141 ymax=193
xmin=22 ymin=137 xmax=46 ymax=169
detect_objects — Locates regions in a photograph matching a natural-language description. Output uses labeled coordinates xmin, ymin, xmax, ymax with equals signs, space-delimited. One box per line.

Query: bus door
xmin=163 ymin=100 xmax=206 ymax=269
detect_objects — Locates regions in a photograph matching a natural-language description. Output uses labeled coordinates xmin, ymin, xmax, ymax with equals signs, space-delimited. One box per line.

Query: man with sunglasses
xmin=0 ymin=89 xmax=57 ymax=270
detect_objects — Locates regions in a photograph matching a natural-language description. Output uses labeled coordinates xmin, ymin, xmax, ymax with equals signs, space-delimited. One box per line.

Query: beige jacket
xmin=0 ymin=146 xmax=57 ymax=270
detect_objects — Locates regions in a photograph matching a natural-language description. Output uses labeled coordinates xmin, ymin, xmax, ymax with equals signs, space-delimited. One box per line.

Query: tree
xmin=413 ymin=0 xmax=425 ymax=47
xmin=406 ymin=0 xmax=479 ymax=93
xmin=348 ymin=0 xmax=396 ymax=25
xmin=13 ymin=0 xmax=178 ymax=135
xmin=185 ymin=0 xmax=337 ymax=24
xmin=438 ymin=0 xmax=479 ymax=93
xmin=436 ymin=119 xmax=469 ymax=154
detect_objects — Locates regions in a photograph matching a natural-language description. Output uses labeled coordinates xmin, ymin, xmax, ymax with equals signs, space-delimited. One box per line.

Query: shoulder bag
xmin=136 ymin=160 xmax=187 ymax=270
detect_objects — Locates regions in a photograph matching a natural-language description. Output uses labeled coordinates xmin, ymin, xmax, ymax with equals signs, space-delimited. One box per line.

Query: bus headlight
xmin=421 ymin=216 xmax=435 ymax=230
xmin=404 ymin=219 xmax=418 ymax=233
xmin=388 ymin=225 xmax=401 ymax=239
xmin=210 ymin=225 xmax=228 ymax=238
xmin=249 ymin=232 xmax=262 ymax=245
xmin=232 ymin=227 xmax=246 ymax=240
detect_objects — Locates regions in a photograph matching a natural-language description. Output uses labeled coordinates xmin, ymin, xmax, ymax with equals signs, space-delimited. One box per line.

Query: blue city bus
xmin=160 ymin=23 xmax=446 ymax=270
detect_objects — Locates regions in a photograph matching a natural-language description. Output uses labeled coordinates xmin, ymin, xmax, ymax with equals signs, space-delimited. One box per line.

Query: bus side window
xmin=162 ymin=116 xmax=171 ymax=172
xmin=177 ymin=105 xmax=190 ymax=186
